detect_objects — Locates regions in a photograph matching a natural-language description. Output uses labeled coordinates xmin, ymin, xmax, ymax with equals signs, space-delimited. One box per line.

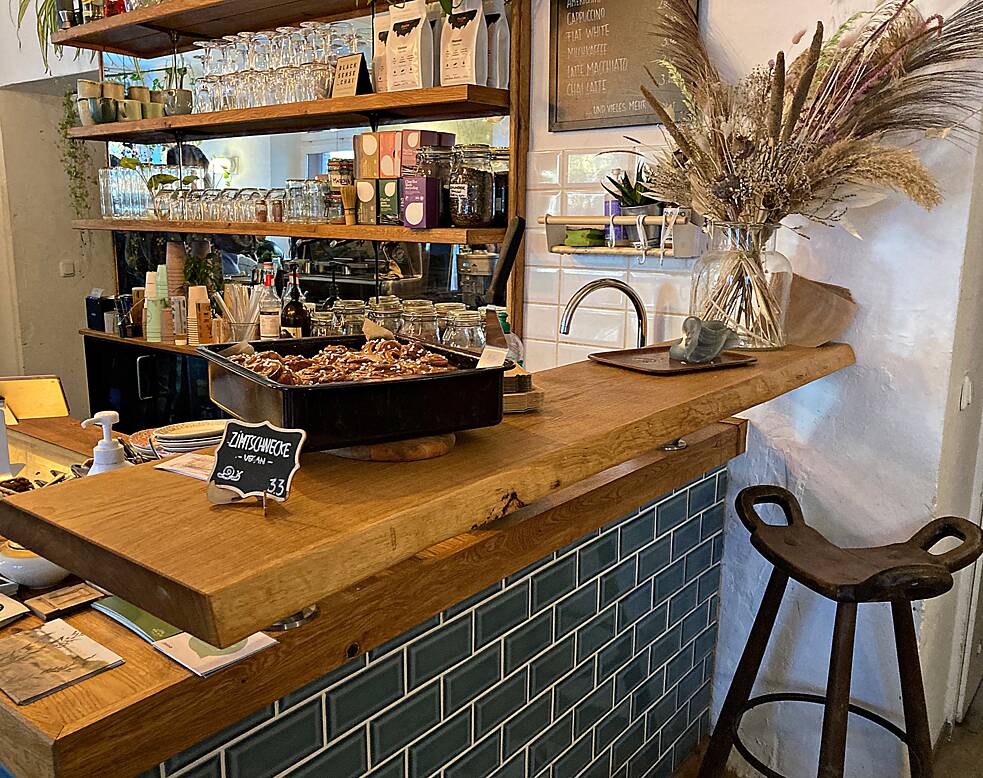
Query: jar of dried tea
xmin=448 ymin=145 xmax=494 ymax=228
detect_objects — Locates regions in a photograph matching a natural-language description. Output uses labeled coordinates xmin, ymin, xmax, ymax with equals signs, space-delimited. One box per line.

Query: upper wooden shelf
xmin=74 ymin=218 xmax=506 ymax=244
xmin=68 ymin=86 xmax=511 ymax=144
xmin=0 ymin=344 xmax=855 ymax=649
xmin=51 ymin=0 xmax=378 ymax=57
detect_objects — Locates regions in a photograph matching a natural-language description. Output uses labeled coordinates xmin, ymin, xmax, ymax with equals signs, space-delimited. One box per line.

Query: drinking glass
xmin=219 ymin=189 xmax=240 ymax=221
xmin=310 ymin=63 xmax=333 ymax=100
xmin=98 ymin=169 xmax=113 ymax=218
xmin=193 ymin=40 xmax=226 ymax=78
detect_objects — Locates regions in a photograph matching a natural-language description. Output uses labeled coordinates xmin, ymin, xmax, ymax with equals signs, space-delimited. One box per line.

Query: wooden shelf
xmin=550 ymin=244 xmax=678 ymax=256
xmin=51 ymin=0 xmax=377 ymax=57
xmin=0 ymin=344 xmax=855 ymax=649
xmin=74 ymin=219 xmax=506 ymax=244
xmin=69 ymin=86 xmax=511 ymax=144
xmin=80 ymin=328 xmax=201 ymax=356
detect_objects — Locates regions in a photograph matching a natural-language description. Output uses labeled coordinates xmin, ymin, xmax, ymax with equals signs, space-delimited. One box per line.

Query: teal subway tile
xmin=688 ymin=681 xmax=711 ymax=722
xmin=712 ymin=536 xmax=724 ymax=564
xmin=618 ymin=580 xmax=653 ymax=631
xmin=646 ymin=689 xmax=678 ymax=736
xmin=530 ymin=637 xmax=575 ymax=696
xmin=527 ymin=712 xmax=572 ymax=774
xmin=631 ymin=668 xmax=666 ymax=719
xmin=165 ymin=705 xmax=274 ymax=772
xmin=444 ymin=731 xmax=501 ymax=778
xmin=581 ymin=751 xmax=612 ymax=778
xmin=506 ymin=556 xmax=554 ymax=584
xmin=612 ymin=717 xmax=645 ymax=769
xmin=532 ymin=556 xmax=577 ymax=612
xmin=620 ymin=511 xmax=654 ymax=557
xmin=503 ymin=692 xmax=552 ymax=757
xmin=286 ymin=728 xmax=366 ymax=778
xmin=408 ymin=615 xmax=472 ymax=688
xmin=446 ymin=582 xmax=504 ymax=618
xmin=556 ymin=582 xmax=598 ymax=637
xmin=671 ymin=517 xmax=702 ymax=561
xmin=613 ymin=766 xmax=629 ymax=778
xmin=595 ymin=698 xmax=631 ymax=752
xmin=490 ymin=753 xmax=525 ymax=778
xmin=577 ymin=607 xmax=617 ymax=661
xmin=644 ymin=752 xmax=674 ymax=778
xmin=628 ymin=734 xmax=662 ymax=778
xmin=574 ymin=678 xmax=613 ymax=737
xmin=280 ymin=656 xmax=367 ymax=710
xmin=677 ymin=664 xmax=704 ymax=704
xmin=579 ymin=532 xmax=619 ymax=583
xmin=598 ymin=632 xmax=633 ymax=680
xmin=669 ymin=581 xmax=699 ymax=626
xmin=638 ymin=537 xmax=671 ymax=580
xmin=366 ymin=754 xmax=404 ymax=778
xmin=694 ymin=624 xmax=717 ymax=662
xmin=444 ymin=643 xmax=501 ymax=713
xmin=654 ymin=561 xmax=685 ymax=605
xmin=650 ymin=625 xmax=682 ymax=672
xmin=685 ymin=540 xmax=714 ymax=582
xmin=636 ymin=603 xmax=669 ymax=648
xmin=688 ymin=479 xmax=717 ymax=516
xmin=554 ymin=660 xmax=594 ymax=715
xmin=408 ymin=709 xmax=471 ymax=778
xmin=666 ymin=643 xmax=695 ymax=687
xmin=681 ymin=602 xmax=709 ymax=644
xmin=180 ymin=756 xmax=221 ymax=778
xmin=604 ymin=508 xmax=639 ymax=530
xmin=656 ymin=493 xmax=688 ymax=535
xmin=476 ymin=584 xmax=529 ymax=646
xmin=701 ymin=504 xmax=724 ymax=540
xmin=370 ymin=617 xmax=440 ymax=660
xmin=703 ymin=654 xmax=715 ymax=684
xmin=328 ymin=654 xmax=403 ymax=736
xmin=601 ymin=559 xmax=637 ymax=608
xmin=698 ymin=566 xmax=721 ymax=603
xmin=505 ymin=611 xmax=553 ymax=673
xmin=709 ymin=593 xmax=719 ymax=622
xmin=673 ymin=720 xmax=702 ymax=772
xmin=226 ymin=700 xmax=322 ymax=778
xmin=552 ymin=733 xmax=592 ymax=778
xmin=699 ymin=709 xmax=711 ymax=740
xmin=659 ymin=708 xmax=689 ymax=754
xmin=475 ymin=669 xmax=528 ymax=738
xmin=370 ymin=683 xmax=440 ymax=764
xmin=615 ymin=649 xmax=649 ymax=702
xmin=716 ymin=470 xmax=728 ymax=500
xmin=557 ymin=529 xmax=599 ymax=557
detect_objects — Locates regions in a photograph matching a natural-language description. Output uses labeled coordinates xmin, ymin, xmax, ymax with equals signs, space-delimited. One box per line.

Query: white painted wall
xmin=522 ymin=0 xmax=982 ymax=774
xmin=0 ymin=6 xmax=97 ymax=89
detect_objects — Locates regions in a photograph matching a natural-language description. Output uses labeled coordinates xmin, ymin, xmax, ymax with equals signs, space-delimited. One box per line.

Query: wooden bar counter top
xmin=0 ymin=345 xmax=854 ymax=777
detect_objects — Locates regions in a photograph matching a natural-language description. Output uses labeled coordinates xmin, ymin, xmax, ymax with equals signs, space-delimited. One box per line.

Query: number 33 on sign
xmin=207 ymin=421 xmax=307 ymax=514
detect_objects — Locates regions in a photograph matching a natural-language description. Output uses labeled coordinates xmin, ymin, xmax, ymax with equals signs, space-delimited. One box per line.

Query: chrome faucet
xmin=560 ymin=278 xmax=648 ymax=348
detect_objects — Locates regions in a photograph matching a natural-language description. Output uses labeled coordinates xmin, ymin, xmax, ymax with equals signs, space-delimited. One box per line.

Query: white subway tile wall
xmin=521 ymin=147 xmax=698 ymax=373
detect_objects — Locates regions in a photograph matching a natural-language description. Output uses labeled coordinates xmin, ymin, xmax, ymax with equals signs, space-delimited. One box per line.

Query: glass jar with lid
xmin=416 ymin=146 xmax=453 ymax=226
xmin=331 ymin=299 xmax=366 ymax=336
xmin=367 ymin=300 xmax=403 ymax=335
xmin=435 ymin=301 xmax=467 ymax=340
xmin=448 ymin=145 xmax=495 ymax=227
xmin=326 ymin=193 xmax=345 ymax=223
xmin=305 ymin=179 xmax=330 ymax=223
xmin=369 ymin=294 xmax=401 ymax=307
xmin=441 ymin=309 xmax=485 ymax=352
xmin=311 ymin=309 xmax=336 ymax=337
xmin=267 ymin=188 xmax=287 ymax=222
xmin=285 ymin=179 xmax=308 ymax=222
xmin=401 ymin=308 xmax=438 ymax=342
xmin=328 ymin=159 xmax=354 ymax=191
xmin=491 ymin=147 xmax=510 ymax=226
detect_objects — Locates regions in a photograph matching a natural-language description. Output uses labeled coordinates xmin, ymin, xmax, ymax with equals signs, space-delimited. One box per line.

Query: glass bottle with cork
xmin=258 ymin=263 xmax=282 ymax=340
xmin=281 ymin=264 xmax=312 ymax=338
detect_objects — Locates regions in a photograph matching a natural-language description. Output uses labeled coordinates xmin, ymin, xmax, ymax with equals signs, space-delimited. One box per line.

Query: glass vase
xmin=690 ymin=223 xmax=793 ymax=350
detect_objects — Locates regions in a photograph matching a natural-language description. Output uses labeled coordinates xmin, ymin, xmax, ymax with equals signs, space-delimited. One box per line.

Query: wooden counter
xmin=0 ymin=345 xmax=854 ymax=648
xmin=0 ymin=421 xmax=745 ymax=778
xmin=79 ymin=328 xmax=201 ymax=356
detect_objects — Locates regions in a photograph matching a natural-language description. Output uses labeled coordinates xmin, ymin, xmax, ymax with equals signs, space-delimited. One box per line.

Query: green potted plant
xmin=603 ymin=164 xmax=663 ymax=240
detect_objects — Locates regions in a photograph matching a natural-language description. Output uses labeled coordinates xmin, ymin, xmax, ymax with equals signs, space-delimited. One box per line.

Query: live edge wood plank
xmin=0 ymin=421 xmax=745 ymax=778
xmin=68 ymin=86 xmax=510 ymax=144
xmin=0 ymin=344 xmax=855 ymax=648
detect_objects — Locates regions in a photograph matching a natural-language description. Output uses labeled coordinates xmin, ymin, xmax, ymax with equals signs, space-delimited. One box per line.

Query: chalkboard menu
xmin=209 ymin=420 xmax=306 ymax=503
xmin=549 ymin=0 xmax=697 ymax=132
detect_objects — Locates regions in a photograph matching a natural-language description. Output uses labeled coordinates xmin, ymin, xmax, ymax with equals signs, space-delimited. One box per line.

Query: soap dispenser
xmin=81 ymin=411 xmax=134 ymax=476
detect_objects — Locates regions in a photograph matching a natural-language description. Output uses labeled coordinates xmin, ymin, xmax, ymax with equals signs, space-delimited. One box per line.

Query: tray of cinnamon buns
xmin=197 ymin=336 xmax=510 ymax=451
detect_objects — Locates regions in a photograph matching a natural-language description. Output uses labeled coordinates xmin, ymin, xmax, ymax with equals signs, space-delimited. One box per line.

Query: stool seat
xmin=738 ymin=486 xmax=981 ymax=603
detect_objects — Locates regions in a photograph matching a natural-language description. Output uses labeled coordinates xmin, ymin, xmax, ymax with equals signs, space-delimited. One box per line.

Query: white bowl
xmin=0 ymin=542 xmax=70 ymax=588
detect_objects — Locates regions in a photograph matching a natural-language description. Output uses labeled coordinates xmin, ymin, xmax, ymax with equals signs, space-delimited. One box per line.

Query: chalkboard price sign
xmin=208 ymin=421 xmax=307 ymax=504
xmin=548 ymin=0 xmax=698 ymax=132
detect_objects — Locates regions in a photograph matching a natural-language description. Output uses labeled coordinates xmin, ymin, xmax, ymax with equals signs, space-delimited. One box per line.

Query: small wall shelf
xmin=537 ymin=213 xmax=705 ymax=258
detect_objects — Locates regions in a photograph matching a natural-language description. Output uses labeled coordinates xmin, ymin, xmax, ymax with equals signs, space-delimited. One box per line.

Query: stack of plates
xmin=129 ymin=421 xmax=228 ymax=460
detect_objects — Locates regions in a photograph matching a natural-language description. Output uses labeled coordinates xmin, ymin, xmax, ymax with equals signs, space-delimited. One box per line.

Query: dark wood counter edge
xmin=0 ymin=421 xmax=745 ymax=778
xmin=80 ymin=328 xmax=201 ymax=356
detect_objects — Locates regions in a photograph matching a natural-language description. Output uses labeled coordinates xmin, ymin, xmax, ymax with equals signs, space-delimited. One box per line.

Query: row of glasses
xmin=98 ymin=166 xmax=184 ymax=220
xmin=153 ymin=188 xmax=287 ymax=223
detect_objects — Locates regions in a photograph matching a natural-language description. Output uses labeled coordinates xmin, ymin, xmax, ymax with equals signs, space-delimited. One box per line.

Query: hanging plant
xmin=15 ymin=0 xmax=61 ymax=72
xmin=57 ymin=90 xmax=93 ymax=219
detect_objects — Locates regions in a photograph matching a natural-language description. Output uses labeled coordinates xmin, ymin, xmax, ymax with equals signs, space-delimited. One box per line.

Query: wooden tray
xmin=588 ymin=345 xmax=757 ymax=375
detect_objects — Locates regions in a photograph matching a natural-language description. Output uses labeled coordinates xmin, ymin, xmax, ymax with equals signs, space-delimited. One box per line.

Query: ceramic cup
xmin=150 ymin=89 xmax=166 ymax=104
xmin=101 ymin=80 xmax=125 ymax=101
xmin=0 ymin=541 xmax=70 ymax=588
xmin=76 ymin=97 xmax=95 ymax=126
xmin=163 ymin=88 xmax=194 ymax=116
xmin=143 ymin=101 xmax=165 ymax=119
xmin=127 ymin=85 xmax=150 ymax=102
xmin=77 ymin=79 xmax=101 ymax=98
xmin=119 ymin=99 xmax=144 ymax=121
xmin=87 ymin=96 xmax=118 ymax=124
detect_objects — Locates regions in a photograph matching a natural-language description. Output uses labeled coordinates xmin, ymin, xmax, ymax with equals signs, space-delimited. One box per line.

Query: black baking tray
xmin=197 ymin=336 xmax=509 ymax=451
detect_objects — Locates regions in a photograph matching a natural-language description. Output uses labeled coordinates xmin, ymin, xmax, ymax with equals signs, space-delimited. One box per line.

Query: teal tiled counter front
xmin=140 ymin=468 xmax=726 ymax=778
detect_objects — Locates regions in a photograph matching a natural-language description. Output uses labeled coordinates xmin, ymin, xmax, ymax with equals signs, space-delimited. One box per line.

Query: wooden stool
xmin=699 ymin=485 xmax=983 ymax=778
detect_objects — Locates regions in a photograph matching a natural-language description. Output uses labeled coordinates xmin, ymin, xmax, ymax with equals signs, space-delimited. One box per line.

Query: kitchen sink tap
xmin=560 ymin=278 xmax=648 ymax=349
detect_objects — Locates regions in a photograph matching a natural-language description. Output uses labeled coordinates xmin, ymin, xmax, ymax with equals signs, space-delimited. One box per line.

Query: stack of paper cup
xmin=156 ymin=264 xmax=168 ymax=301
xmin=187 ymin=286 xmax=209 ymax=345
xmin=166 ymin=242 xmax=188 ymax=298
